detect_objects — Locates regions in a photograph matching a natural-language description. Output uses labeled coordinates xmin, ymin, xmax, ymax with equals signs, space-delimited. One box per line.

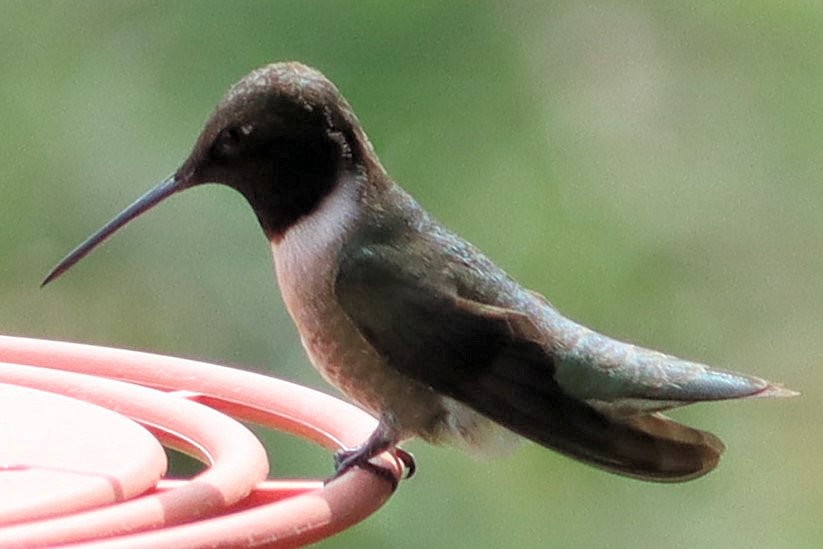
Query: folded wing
xmin=335 ymin=244 xmax=725 ymax=481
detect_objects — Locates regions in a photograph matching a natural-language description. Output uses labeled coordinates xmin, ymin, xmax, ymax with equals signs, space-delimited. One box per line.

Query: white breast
xmin=272 ymin=175 xmax=369 ymax=387
xmin=272 ymin=176 xmax=436 ymax=430
xmin=273 ymin=175 xmax=359 ymax=309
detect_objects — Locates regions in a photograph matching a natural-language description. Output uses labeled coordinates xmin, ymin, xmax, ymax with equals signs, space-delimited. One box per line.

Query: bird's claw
xmin=328 ymin=446 xmax=416 ymax=491
xmin=393 ymin=447 xmax=416 ymax=479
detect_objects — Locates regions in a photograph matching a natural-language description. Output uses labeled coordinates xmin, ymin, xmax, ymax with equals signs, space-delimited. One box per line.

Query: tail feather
xmin=598 ymin=413 xmax=724 ymax=482
xmin=478 ymin=363 xmax=728 ymax=482
xmin=532 ymin=408 xmax=725 ymax=482
xmin=452 ymin=343 xmax=771 ymax=482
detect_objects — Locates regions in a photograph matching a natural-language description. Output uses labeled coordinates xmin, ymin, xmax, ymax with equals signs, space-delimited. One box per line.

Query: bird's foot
xmin=394 ymin=447 xmax=417 ymax=479
xmin=332 ymin=447 xmax=396 ymax=487
xmin=330 ymin=445 xmax=416 ymax=490
xmin=326 ymin=418 xmax=416 ymax=490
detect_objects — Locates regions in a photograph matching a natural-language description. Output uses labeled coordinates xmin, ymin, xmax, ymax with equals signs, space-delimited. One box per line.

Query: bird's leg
xmin=330 ymin=416 xmax=416 ymax=489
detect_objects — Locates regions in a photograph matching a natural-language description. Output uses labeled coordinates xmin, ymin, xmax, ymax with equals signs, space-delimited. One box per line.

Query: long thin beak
xmin=42 ymin=173 xmax=184 ymax=286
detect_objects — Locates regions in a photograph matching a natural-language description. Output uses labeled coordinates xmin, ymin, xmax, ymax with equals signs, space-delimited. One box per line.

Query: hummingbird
xmin=43 ymin=62 xmax=796 ymax=484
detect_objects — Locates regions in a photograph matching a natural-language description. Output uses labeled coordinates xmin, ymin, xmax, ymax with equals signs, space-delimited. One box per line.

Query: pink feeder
xmin=0 ymin=335 xmax=402 ymax=548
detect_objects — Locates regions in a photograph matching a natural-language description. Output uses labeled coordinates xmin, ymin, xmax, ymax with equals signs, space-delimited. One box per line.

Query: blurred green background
xmin=2 ymin=1 xmax=819 ymax=547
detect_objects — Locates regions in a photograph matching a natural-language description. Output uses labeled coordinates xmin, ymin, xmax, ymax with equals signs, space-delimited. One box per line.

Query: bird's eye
xmin=213 ymin=124 xmax=253 ymax=159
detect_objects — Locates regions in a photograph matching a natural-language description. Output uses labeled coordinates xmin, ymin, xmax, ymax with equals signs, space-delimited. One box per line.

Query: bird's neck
xmin=246 ymin=116 xmax=387 ymax=243
xmin=271 ymin=171 xmax=364 ymax=280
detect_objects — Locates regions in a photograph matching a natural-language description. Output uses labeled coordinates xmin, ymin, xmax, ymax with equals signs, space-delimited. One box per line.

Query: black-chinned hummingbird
xmin=43 ymin=62 xmax=796 ymax=483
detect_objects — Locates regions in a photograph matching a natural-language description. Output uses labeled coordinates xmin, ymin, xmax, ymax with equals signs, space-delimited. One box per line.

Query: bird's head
xmin=43 ymin=62 xmax=381 ymax=285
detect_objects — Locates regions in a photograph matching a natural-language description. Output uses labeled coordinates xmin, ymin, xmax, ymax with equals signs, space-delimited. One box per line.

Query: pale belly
xmin=278 ymin=260 xmax=445 ymax=439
